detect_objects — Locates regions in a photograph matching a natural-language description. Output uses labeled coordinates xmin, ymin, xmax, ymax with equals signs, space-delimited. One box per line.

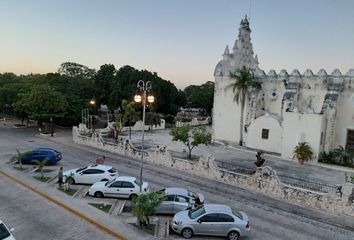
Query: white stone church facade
xmin=213 ymin=16 xmax=354 ymax=160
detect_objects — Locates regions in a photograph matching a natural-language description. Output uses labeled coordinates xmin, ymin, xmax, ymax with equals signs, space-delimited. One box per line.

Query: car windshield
xmin=134 ymin=179 xmax=142 ymax=186
xmin=232 ymin=209 xmax=243 ymax=220
xmin=105 ymin=178 xmax=116 ymax=186
xmin=0 ymin=223 xmax=10 ymax=240
xmin=76 ymin=167 xmax=87 ymax=173
xmin=188 ymin=205 xmax=205 ymax=219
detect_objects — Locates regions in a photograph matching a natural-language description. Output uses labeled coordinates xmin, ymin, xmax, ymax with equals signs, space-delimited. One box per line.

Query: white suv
xmin=63 ymin=164 xmax=118 ymax=184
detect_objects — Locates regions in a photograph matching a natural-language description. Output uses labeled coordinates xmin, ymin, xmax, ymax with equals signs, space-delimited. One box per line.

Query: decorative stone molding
xmin=73 ymin=124 xmax=354 ymax=217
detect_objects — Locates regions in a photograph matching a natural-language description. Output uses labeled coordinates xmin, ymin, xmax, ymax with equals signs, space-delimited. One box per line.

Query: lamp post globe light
xmin=134 ymin=80 xmax=154 ymax=192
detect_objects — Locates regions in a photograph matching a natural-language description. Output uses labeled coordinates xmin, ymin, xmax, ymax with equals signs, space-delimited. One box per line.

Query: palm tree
xmin=333 ymin=145 xmax=354 ymax=166
xmin=32 ymin=159 xmax=49 ymax=179
xmin=10 ymin=149 xmax=29 ymax=170
xmin=226 ymin=67 xmax=260 ymax=146
xmin=293 ymin=142 xmax=313 ymax=164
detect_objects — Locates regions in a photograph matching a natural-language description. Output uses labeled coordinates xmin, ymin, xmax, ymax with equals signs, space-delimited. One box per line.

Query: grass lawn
xmin=33 ymin=176 xmax=51 ymax=182
xmin=58 ymin=187 xmax=78 ymax=196
xmin=89 ymin=203 xmax=112 ymax=213
xmin=129 ymin=223 xmax=155 ymax=235
xmin=14 ymin=166 xmax=27 ymax=171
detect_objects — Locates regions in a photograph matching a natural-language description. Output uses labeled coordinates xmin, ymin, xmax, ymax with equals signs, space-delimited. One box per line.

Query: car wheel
xmin=228 ymin=231 xmax=240 ymax=240
xmin=67 ymin=177 xmax=75 ymax=185
xmin=181 ymin=228 xmax=193 ymax=239
xmin=94 ymin=191 xmax=104 ymax=198
xmin=129 ymin=194 xmax=138 ymax=200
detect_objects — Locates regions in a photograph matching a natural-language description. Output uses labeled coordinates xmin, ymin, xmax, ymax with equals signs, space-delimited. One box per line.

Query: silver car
xmin=155 ymin=187 xmax=205 ymax=214
xmin=171 ymin=204 xmax=250 ymax=240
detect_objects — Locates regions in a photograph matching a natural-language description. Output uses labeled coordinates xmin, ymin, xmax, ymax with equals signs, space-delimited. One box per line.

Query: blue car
xmin=22 ymin=148 xmax=62 ymax=165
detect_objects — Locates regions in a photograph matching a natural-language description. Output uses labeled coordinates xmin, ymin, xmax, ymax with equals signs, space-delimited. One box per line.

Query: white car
xmin=88 ymin=176 xmax=149 ymax=199
xmin=0 ymin=219 xmax=16 ymax=240
xmin=63 ymin=164 xmax=118 ymax=184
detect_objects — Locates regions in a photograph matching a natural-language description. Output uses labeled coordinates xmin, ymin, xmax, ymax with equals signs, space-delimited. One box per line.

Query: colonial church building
xmin=212 ymin=16 xmax=354 ymax=160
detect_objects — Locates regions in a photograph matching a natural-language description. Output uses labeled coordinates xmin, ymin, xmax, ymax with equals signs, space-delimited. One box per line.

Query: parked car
xmin=0 ymin=219 xmax=16 ymax=240
xmin=171 ymin=204 xmax=250 ymax=240
xmin=155 ymin=187 xmax=205 ymax=214
xmin=88 ymin=176 xmax=149 ymax=199
xmin=21 ymin=148 xmax=62 ymax=165
xmin=63 ymin=164 xmax=118 ymax=184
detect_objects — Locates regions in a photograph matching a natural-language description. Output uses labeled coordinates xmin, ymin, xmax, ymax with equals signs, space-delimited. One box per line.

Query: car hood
xmin=63 ymin=169 xmax=77 ymax=176
xmin=173 ymin=209 xmax=190 ymax=222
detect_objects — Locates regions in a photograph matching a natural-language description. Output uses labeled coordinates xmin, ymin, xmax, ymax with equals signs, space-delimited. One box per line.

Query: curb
xmin=0 ymin=170 xmax=128 ymax=240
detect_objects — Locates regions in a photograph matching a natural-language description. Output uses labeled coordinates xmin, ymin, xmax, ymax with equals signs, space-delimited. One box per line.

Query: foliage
xmin=89 ymin=203 xmax=112 ymax=213
xmin=10 ymin=149 xmax=31 ymax=170
xmin=121 ymin=100 xmax=139 ymax=139
xmin=170 ymin=125 xmax=212 ymax=159
xmin=293 ymin=142 xmax=313 ymax=164
xmin=32 ymin=159 xmax=49 ymax=179
xmin=226 ymin=67 xmax=260 ymax=146
xmin=183 ymin=81 xmax=214 ymax=115
xmin=132 ymin=192 xmax=164 ymax=227
xmin=255 ymin=150 xmax=265 ymax=167
xmin=57 ymin=62 xmax=96 ymax=79
xmin=318 ymin=151 xmax=335 ymax=164
xmin=113 ymin=117 xmax=124 ymax=141
xmin=94 ymin=64 xmax=116 ymax=107
xmin=345 ymin=172 xmax=354 ymax=184
xmin=145 ymin=112 xmax=161 ymax=130
xmin=333 ymin=146 xmax=354 ymax=166
xmin=164 ymin=114 xmax=175 ymax=124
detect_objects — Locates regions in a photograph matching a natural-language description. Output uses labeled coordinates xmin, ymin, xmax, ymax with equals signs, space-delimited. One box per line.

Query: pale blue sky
xmin=0 ymin=0 xmax=353 ymax=89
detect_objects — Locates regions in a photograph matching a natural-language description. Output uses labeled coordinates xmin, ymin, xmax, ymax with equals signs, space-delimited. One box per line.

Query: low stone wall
xmin=176 ymin=117 xmax=210 ymax=127
xmin=73 ymin=124 xmax=354 ymax=217
xmin=106 ymin=119 xmax=166 ymax=132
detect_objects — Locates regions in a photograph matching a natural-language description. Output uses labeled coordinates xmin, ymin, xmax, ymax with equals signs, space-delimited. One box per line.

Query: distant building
xmin=213 ymin=16 xmax=354 ymax=160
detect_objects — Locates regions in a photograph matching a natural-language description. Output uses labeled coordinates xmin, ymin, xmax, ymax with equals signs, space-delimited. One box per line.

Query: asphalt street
xmin=1 ymin=124 xmax=354 ymax=240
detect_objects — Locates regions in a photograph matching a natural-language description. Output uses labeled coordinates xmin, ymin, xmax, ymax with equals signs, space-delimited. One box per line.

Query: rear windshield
xmin=76 ymin=167 xmax=87 ymax=173
xmin=108 ymin=168 xmax=117 ymax=173
xmin=134 ymin=180 xmax=142 ymax=186
xmin=0 ymin=223 xmax=10 ymax=240
xmin=188 ymin=205 xmax=205 ymax=219
xmin=232 ymin=209 xmax=243 ymax=220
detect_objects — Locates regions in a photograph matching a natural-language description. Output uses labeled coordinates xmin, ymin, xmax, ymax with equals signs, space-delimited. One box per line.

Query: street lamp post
xmin=134 ymin=80 xmax=154 ymax=192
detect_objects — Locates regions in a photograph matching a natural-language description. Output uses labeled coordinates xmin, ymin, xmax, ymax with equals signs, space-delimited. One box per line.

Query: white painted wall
xmin=246 ymin=115 xmax=282 ymax=153
xmin=281 ymin=112 xmax=323 ymax=160
xmin=335 ymin=89 xmax=354 ymax=148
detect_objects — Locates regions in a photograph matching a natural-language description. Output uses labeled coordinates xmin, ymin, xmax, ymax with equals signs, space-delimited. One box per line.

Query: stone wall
xmin=176 ymin=117 xmax=210 ymax=128
xmin=73 ymin=124 xmax=354 ymax=217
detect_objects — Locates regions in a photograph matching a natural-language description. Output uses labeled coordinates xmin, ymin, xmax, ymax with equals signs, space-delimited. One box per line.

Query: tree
xmin=16 ymin=84 xmax=68 ymax=130
xmin=255 ymin=150 xmax=265 ymax=167
xmin=226 ymin=67 xmax=260 ymax=146
xmin=170 ymin=125 xmax=212 ymax=159
xmin=132 ymin=192 xmax=164 ymax=227
xmin=121 ymin=100 xmax=139 ymax=139
xmin=145 ymin=112 xmax=161 ymax=131
xmin=293 ymin=142 xmax=313 ymax=164
xmin=333 ymin=145 xmax=353 ymax=166
xmin=57 ymin=62 xmax=96 ymax=79
xmin=10 ymin=149 xmax=30 ymax=170
xmin=32 ymin=159 xmax=49 ymax=179
xmin=94 ymin=64 xmax=116 ymax=107
xmin=113 ymin=117 xmax=124 ymax=142
xmin=184 ymin=81 xmax=215 ymax=115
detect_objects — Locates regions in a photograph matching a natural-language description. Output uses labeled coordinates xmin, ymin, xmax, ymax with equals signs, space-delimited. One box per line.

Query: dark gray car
xmin=155 ymin=187 xmax=205 ymax=214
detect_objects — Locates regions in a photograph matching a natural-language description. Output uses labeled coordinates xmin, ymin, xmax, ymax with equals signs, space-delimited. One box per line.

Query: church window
xmin=261 ymin=129 xmax=269 ymax=139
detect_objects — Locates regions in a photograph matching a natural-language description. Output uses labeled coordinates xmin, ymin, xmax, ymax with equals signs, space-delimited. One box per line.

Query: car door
xmin=213 ymin=213 xmax=235 ymax=236
xmin=173 ymin=195 xmax=190 ymax=213
xmin=195 ymin=213 xmax=219 ymax=235
xmin=156 ymin=195 xmax=176 ymax=214
xmin=77 ymin=169 xmax=102 ymax=184
xmin=104 ymin=181 xmax=123 ymax=198
xmin=120 ymin=181 xmax=136 ymax=198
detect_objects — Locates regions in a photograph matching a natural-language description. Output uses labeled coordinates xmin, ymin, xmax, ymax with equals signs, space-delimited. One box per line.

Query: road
xmin=0 ymin=124 xmax=354 ymax=240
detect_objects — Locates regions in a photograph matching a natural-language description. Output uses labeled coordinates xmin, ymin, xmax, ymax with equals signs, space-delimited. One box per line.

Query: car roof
xmin=33 ymin=148 xmax=57 ymax=152
xmin=164 ymin=187 xmax=189 ymax=196
xmin=116 ymin=176 xmax=136 ymax=182
xmin=87 ymin=164 xmax=113 ymax=170
xmin=204 ymin=204 xmax=232 ymax=214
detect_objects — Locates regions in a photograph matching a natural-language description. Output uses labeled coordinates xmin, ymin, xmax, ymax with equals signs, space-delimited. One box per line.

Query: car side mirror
xmin=10 ymin=228 xmax=15 ymax=232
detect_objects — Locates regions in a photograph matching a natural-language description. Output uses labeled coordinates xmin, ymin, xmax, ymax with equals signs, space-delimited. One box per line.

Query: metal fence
xmin=278 ymin=175 xmax=337 ymax=193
